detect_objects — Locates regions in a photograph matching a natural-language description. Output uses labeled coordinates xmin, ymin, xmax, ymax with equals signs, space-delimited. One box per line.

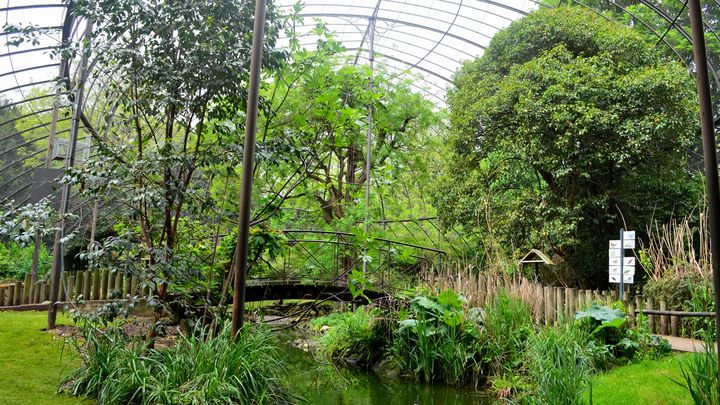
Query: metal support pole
xmin=45 ymin=6 xmax=75 ymax=166
xmin=363 ymin=15 xmax=376 ymax=276
xmin=48 ymin=19 xmax=93 ymax=329
xmin=688 ymin=0 xmax=720 ymax=381
xmin=231 ymin=0 xmax=266 ymax=336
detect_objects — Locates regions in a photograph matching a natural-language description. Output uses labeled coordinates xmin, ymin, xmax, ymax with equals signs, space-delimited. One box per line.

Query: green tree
xmin=62 ymin=0 xmax=286 ymax=299
xmin=439 ymin=6 xmax=701 ymax=286
xmin=255 ymin=27 xmax=436 ymax=226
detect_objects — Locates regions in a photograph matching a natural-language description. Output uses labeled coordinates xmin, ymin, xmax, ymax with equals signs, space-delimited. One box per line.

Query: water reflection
xmin=278 ymin=331 xmax=495 ymax=405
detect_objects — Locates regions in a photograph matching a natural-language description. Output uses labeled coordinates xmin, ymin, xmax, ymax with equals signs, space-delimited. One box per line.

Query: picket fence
xmin=0 ymin=270 xmax=150 ymax=308
xmin=0 ymin=269 xmax=711 ymax=339
xmin=424 ymin=271 xmax=711 ymax=338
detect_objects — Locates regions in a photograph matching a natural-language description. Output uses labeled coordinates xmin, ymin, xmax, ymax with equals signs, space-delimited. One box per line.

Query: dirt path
xmin=660 ymin=335 xmax=717 ymax=353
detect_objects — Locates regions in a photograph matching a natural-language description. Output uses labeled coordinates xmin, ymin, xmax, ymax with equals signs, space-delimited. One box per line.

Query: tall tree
xmin=438 ymin=6 xmax=702 ymax=286
xmin=62 ymin=0 xmax=286 ymax=298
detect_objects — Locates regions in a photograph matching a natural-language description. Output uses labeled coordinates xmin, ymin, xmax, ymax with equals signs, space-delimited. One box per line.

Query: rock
xmin=320 ymin=325 xmax=331 ymax=333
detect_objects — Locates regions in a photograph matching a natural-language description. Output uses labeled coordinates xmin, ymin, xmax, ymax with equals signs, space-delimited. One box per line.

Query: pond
xmin=277 ymin=330 xmax=495 ymax=405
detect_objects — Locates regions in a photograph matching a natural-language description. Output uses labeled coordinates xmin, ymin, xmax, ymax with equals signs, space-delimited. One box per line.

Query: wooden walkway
xmin=661 ymin=335 xmax=717 ymax=353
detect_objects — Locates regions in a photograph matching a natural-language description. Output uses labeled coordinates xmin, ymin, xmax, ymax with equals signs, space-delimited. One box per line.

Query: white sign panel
xmin=623 ymin=239 xmax=636 ymax=249
xmin=609 ymin=240 xmax=621 ymax=249
xmin=610 ymin=273 xmax=635 ymax=284
xmin=609 ymin=257 xmax=621 ymax=266
xmin=623 ymin=265 xmax=635 ymax=275
xmin=623 ymin=257 xmax=635 ymax=266
xmin=609 ymin=266 xmax=621 ymax=275
xmin=609 ymin=249 xmax=621 ymax=258
xmin=623 ymin=231 xmax=636 ymax=240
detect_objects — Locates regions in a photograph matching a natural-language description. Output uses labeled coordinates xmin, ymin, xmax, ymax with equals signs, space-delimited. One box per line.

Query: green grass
xmin=588 ymin=354 xmax=692 ymax=405
xmin=0 ymin=311 xmax=89 ymax=405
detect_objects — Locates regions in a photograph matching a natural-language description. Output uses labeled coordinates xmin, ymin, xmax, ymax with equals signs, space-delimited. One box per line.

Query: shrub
xmin=64 ymin=322 xmax=296 ymax=404
xmin=390 ymin=289 xmax=483 ymax=385
xmin=575 ymin=303 xmax=670 ymax=363
xmin=312 ymin=308 xmax=390 ymax=367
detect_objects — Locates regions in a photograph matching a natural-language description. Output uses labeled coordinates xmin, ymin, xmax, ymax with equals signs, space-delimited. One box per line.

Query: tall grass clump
xmin=482 ymin=292 xmax=534 ymax=375
xmin=64 ymin=323 xmax=296 ymax=404
xmin=312 ymin=308 xmax=390 ymax=367
xmin=525 ymin=324 xmax=594 ymax=405
xmin=674 ymin=333 xmax=719 ymax=405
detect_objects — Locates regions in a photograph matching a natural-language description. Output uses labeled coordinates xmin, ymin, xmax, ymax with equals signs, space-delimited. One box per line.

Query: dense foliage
xmin=65 ymin=323 xmax=296 ymax=404
xmin=311 ymin=289 xmax=668 ymax=400
xmin=0 ymin=241 xmax=51 ymax=281
xmin=439 ymin=6 xmax=702 ymax=286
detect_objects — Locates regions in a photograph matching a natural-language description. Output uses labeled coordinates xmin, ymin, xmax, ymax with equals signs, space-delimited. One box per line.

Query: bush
xmin=575 ymin=303 xmax=670 ymax=363
xmin=64 ymin=322 xmax=296 ymax=404
xmin=390 ymin=289 xmax=483 ymax=385
xmin=312 ymin=308 xmax=390 ymax=367
xmin=0 ymin=241 xmax=51 ymax=281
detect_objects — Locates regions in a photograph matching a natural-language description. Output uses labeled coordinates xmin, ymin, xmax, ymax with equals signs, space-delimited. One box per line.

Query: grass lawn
xmin=0 ymin=309 xmax=698 ymax=405
xmin=0 ymin=311 xmax=89 ymax=405
xmin=588 ymin=354 xmax=693 ymax=405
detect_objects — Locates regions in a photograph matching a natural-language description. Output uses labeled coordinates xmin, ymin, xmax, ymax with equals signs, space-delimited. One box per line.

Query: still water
xmin=278 ymin=331 xmax=496 ymax=405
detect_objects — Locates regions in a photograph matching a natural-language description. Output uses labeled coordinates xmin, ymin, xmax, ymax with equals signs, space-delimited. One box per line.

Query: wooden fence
xmin=424 ymin=270 xmax=713 ymax=339
xmin=1 ymin=269 xmax=714 ymax=339
xmin=0 ymin=270 xmax=150 ymax=308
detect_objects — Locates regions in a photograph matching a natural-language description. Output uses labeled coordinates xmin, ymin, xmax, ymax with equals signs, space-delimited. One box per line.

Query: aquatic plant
xmin=390 ymin=289 xmax=483 ymax=385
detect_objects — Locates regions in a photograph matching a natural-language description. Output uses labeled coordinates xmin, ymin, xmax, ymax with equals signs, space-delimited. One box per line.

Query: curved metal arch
xmin=296 ymin=13 xmax=486 ymax=49
xmin=345 ymin=47 xmax=452 ymax=84
xmin=0 ymin=63 xmax=60 ymax=79
xmin=288 ymin=20 xmax=479 ymax=61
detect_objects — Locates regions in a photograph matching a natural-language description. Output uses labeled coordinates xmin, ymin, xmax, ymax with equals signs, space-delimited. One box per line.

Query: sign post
xmin=609 ymin=229 xmax=635 ymax=301
xmin=619 ymin=228 xmax=625 ymax=301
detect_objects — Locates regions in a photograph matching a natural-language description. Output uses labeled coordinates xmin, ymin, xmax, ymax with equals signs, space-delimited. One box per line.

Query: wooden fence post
xmin=659 ymin=300 xmax=669 ymax=335
xmin=13 ymin=282 xmax=22 ymax=305
xmin=544 ymin=286 xmax=552 ymax=325
xmin=83 ymin=271 xmax=91 ymax=300
xmin=23 ymin=274 xmax=31 ymax=304
xmin=647 ymin=297 xmax=655 ymax=333
xmin=39 ymin=281 xmax=47 ymax=303
xmin=0 ymin=287 xmax=5 ymax=306
xmin=74 ymin=273 xmax=82 ymax=299
xmin=8 ymin=285 xmax=15 ymax=307
xmin=124 ymin=274 xmax=131 ymax=296
xmin=628 ymin=301 xmax=636 ymax=328
xmin=671 ymin=314 xmax=680 ymax=337
xmin=101 ymin=270 xmax=109 ymax=300
xmin=92 ymin=271 xmax=100 ymax=300
xmin=567 ymin=288 xmax=576 ymax=319
xmin=555 ymin=287 xmax=564 ymax=323
xmin=68 ymin=274 xmax=76 ymax=300
xmin=114 ymin=272 xmax=122 ymax=298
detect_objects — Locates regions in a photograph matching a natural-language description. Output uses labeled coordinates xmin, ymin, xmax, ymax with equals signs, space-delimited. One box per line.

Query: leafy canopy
xmin=439 ymin=6 xmax=701 ymax=286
